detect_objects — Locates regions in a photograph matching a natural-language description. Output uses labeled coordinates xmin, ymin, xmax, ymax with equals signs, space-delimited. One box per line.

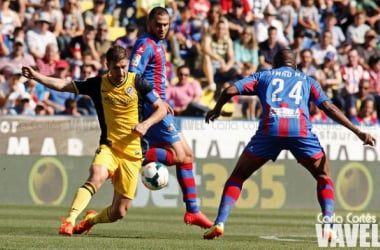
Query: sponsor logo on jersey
xmin=131 ymin=54 xmax=141 ymax=67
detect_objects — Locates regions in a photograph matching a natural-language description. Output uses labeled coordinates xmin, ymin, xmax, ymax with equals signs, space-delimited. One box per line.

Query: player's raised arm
xmin=319 ymin=100 xmax=376 ymax=146
xmin=22 ymin=65 xmax=76 ymax=93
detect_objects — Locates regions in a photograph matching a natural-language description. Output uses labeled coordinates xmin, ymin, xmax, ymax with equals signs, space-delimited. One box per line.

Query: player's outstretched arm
xmin=133 ymin=99 xmax=167 ymax=136
xmin=319 ymin=101 xmax=376 ymax=146
xmin=22 ymin=65 xmax=76 ymax=93
xmin=205 ymin=85 xmax=239 ymax=123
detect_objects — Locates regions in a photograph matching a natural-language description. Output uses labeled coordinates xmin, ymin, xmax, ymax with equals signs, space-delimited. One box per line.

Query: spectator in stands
xmin=170 ymin=6 xmax=200 ymax=68
xmin=297 ymin=49 xmax=317 ymax=78
xmin=68 ymin=24 xmax=100 ymax=63
xmin=167 ymin=65 xmax=208 ymax=116
xmin=225 ymin=0 xmax=248 ymax=42
xmin=309 ymin=101 xmax=332 ymax=123
xmin=233 ymin=26 xmax=259 ymax=74
xmin=43 ymin=59 xmax=75 ymax=114
xmin=110 ymin=0 xmax=135 ymax=27
xmin=368 ymin=55 xmax=380 ymax=95
xmin=0 ymin=0 xmax=22 ymax=40
xmin=333 ymin=0 xmax=357 ymax=34
xmin=26 ymin=12 xmax=58 ymax=60
xmin=355 ymin=29 xmax=380 ymax=70
xmin=189 ymin=0 xmax=210 ymax=22
xmin=202 ymin=2 xmax=228 ymax=35
xmin=113 ymin=22 xmax=138 ymax=50
xmin=297 ymin=0 xmax=320 ymax=40
xmin=258 ymin=26 xmax=285 ymax=71
xmin=350 ymin=97 xmax=378 ymax=126
xmin=346 ymin=11 xmax=371 ymax=46
xmin=58 ymin=0 xmax=84 ymax=57
xmin=310 ymin=30 xmax=337 ymax=65
xmin=33 ymin=0 xmax=63 ymax=37
xmin=220 ymin=0 xmax=250 ymax=15
xmin=315 ymin=52 xmax=343 ymax=103
xmin=95 ymin=22 xmax=111 ymax=56
xmin=0 ymin=67 xmax=26 ymax=114
xmin=0 ymin=38 xmax=36 ymax=70
xmin=341 ymin=48 xmax=369 ymax=95
xmin=249 ymin=0 xmax=271 ymax=23
xmin=34 ymin=101 xmax=49 ymax=115
xmin=255 ymin=4 xmax=288 ymax=45
xmin=82 ymin=0 xmax=107 ymax=29
xmin=290 ymin=28 xmax=308 ymax=64
xmin=273 ymin=0 xmax=296 ymax=45
xmin=36 ymin=43 xmax=60 ymax=76
xmin=57 ymin=97 xmax=81 ymax=116
xmin=321 ymin=12 xmax=346 ymax=49
xmin=356 ymin=0 xmax=380 ymax=33
xmin=8 ymin=92 xmax=36 ymax=115
xmin=202 ymin=20 xmax=236 ymax=92
xmin=345 ymin=79 xmax=374 ymax=118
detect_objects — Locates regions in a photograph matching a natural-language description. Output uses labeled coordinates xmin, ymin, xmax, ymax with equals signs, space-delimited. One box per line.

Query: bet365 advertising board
xmin=0 ymin=116 xmax=379 ymax=211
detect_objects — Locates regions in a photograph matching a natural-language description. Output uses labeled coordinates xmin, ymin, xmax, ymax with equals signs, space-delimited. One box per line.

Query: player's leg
xmin=204 ymin=134 xmax=276 ymax=239
xmin=292 ymin=136 xmax=335 ymax=236
xmin=59 ymin=165 xmax=109 ymax=236
xmin=74 ymin=192 xmax=133 ymax=234
xmin=204 ymin=152 xmax=267 ymax=239
xmin=60 ymin=145 xmax=116 ymax=236
xmin=300 ymin=155 xmax=334 ymax=224
xmin=74 ymin=155 xmax=140 ymax=234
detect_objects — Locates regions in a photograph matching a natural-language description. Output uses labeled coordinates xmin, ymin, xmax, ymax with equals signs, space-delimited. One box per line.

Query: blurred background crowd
xmin=0 ymin=0 xmax=380 ymax=126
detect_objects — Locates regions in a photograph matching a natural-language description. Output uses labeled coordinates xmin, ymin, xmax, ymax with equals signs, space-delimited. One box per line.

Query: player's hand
xmin=358 ymin=131 xmax=376 ymax=146
xmin=165 ymin=102 xmax=174 ymax=115
xmin=21 ymin=66 xmax=35 ymax=80
xmin=132 ymin=123 xmax=148 ymax=136
xmin=205 ymin=109 xmax=220 ymax=123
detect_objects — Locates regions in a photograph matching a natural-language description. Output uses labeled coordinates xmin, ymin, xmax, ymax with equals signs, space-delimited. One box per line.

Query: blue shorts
xmin=144 ymin=113 xmax=180 ymax=147
xmin=244 ymin=133 xmax=325 ymax=162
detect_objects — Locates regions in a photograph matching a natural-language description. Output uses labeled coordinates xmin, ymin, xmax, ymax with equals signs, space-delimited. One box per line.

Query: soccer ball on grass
xmin=141 ymin=162 xmax=169 ymax=190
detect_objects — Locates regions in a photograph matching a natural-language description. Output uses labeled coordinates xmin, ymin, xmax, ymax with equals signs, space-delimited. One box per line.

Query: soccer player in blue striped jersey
xmin=203 ymin=48 xmax=376 ymax=240
xmin=129 ymin=7 xmax=213 ymax=228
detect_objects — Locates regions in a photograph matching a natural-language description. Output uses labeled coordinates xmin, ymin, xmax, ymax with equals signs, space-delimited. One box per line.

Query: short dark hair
xmin=148 ymin=7 xmax=169 ymax=21
xmin=272 ymin=49 xmax=297 ymax=69
xmin=106 ymin=45 xmax=128 ymax=64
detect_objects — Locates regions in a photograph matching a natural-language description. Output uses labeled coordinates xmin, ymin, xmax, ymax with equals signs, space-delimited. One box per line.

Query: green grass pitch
xmin=1 ymin=205 xmax=378 ymax=249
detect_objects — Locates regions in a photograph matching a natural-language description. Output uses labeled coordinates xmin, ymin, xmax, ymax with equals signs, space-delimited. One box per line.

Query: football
xmin=141 ymin=162 xmax=169 ymax=190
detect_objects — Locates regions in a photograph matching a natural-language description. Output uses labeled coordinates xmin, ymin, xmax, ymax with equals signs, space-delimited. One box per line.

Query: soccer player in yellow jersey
xmin=22 ymin=45 xmax=167 ymax=236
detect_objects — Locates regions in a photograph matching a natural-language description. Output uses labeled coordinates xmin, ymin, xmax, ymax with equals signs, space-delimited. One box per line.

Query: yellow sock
xmin=66 ymin=182 xmax=97 ymax=225
xmin=91 ymin=206 xmax=112 ymax=225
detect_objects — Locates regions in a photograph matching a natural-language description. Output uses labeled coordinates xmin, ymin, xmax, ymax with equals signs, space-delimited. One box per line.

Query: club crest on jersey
xmin=126 ymin=86 xmax=133 ymax=95
xmin=131 ymin=54 xmax=141 ymax=67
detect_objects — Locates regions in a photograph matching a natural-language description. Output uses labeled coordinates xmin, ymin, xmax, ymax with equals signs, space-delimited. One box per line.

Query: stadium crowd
xmin=0 ymin=0 xmax=380 ymax=125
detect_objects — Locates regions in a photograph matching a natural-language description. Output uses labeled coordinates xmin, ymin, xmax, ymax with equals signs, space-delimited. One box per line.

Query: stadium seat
xmin=79 ymin=0 xmax=93 ymax=13
xmin=108 ymin=27 xmax=126 ymax=41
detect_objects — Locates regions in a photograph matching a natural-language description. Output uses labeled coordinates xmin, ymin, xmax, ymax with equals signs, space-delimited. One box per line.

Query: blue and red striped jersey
xmin=128 ymin=33 xmax=167 ymax=100
xmin=235 ymin=67 xmax=330 ymax=137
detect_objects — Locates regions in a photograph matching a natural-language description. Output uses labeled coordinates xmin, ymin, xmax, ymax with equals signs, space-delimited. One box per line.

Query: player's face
xmin=149 ymin=14 xmax=170 ymax=40
xmin=107 ymin=59 xmax=128 ymax=85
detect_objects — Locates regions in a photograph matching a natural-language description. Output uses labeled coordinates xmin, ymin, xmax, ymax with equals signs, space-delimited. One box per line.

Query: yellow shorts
xmin=92 ymin=145 xmax=142 ymax=199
